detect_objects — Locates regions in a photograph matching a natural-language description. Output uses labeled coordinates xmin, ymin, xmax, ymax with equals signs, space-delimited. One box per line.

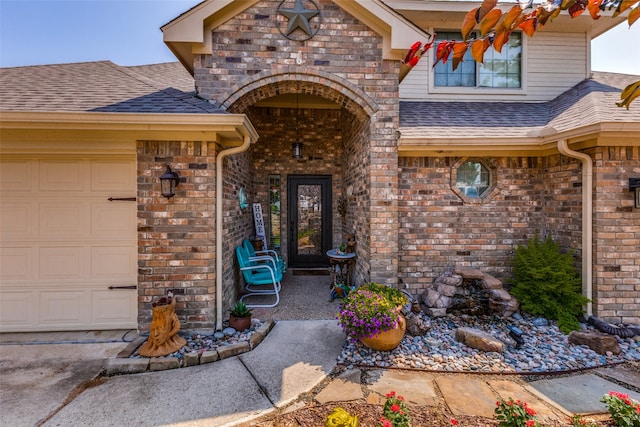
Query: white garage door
xmin=0 ymin=156 xmax=137 ymax=332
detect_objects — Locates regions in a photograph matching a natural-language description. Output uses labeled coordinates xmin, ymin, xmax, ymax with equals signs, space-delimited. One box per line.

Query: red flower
xmin=450 ymin=419 xmax=459 ymax=425
xmin=379 ymin=417 xmax=393 ymax=427
xmin=525 ymin=406 xmax=536 ymax=416
xmin=526 ymin=421 xmax=536 ymax=427
xmin=386 ymin=391 xmax=396 ymax=398
xmin=391 ymin=404 xmax=401 ymax=413
xmin=397 ymin=395 xmax=405 ymax=401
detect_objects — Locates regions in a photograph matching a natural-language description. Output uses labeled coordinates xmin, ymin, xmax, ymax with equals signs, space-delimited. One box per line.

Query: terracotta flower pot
xmin=360 ymin=314 xmax=406 ymax=351
xmin=229 ymin=315 xmax=252 ymax=332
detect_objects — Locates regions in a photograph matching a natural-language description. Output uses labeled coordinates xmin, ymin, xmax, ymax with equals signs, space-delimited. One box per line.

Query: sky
xmin=0 ymin=0 xmax=638 ymax=75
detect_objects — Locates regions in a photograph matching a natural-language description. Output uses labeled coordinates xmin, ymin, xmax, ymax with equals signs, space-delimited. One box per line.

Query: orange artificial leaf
xmin=613 ymin=0 xmax=639 ymax=17
xmin=493 ymin=27 xmax=512 ymax=53
xmin=628 ymin=5 xmax=640 ymax=26
xmin=501 ymin=5 xmax=524 ymax=29
xmin=538 ymin=6 xmax=561 ymax=27
xmin=587 ymin=0 xmax=602 ymax=19
xmin=462 ymin=7 xmax=479 ymax=40
xmin=477 ymin=0 xmax=498 ymax=21
xmin=434 ymin=41 xmax=455 ymax=66
xmin=519 ymin=16 xmax=538 ymax=36
xmin=471 ymin=38 xmax=491 ymax=63
xmin=451 ymin=42 xmax=469 ymax=71
xmin=567 ymin=0 xmax=587 ymax=18
xmin=480 ymin=8 xmax=503 ymax=36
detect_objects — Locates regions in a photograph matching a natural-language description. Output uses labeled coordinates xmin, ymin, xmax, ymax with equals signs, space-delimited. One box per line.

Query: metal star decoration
xmin=278 ymin=0 xmax=319 ymax=37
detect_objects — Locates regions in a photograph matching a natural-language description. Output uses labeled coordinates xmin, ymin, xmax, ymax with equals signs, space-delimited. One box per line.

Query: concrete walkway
xmin=1 ymin=322 xmax=639 ymax=426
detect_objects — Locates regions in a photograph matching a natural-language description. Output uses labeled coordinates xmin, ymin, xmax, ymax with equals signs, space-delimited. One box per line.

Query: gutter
xmin=216 ymin=135 xmax=252 ymax=330
xmin=557 ymin=139 xmax=593 ymax=316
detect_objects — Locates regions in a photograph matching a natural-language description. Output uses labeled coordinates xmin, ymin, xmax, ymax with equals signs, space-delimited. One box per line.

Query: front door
xmin=287 ymin=175 xmax=332 ymax=268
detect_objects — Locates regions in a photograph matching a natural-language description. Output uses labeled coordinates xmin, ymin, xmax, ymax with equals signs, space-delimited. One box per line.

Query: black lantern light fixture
xmin=159 ymin=163 xmax=180 ymax=198
xmin=630 ymin=178 xmax=640 ymax=209
xmin=292 ymin=91 xmax=303 ymax=159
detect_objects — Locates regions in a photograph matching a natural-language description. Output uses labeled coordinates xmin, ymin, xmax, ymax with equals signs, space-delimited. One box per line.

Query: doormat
xmin=292 ymin=269 xmax=330 ymax=276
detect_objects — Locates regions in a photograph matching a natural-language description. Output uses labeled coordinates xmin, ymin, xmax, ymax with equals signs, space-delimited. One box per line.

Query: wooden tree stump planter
xmin=138 ymin=295 xmax=186 ymax=357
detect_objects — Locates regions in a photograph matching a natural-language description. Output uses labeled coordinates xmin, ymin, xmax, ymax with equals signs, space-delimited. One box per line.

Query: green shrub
xmin=510 ymin=233 xmax=589 ymax=334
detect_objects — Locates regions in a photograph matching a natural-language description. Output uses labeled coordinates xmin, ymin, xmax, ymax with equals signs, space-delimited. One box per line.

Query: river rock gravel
xmin=337 ymin=313 xmax=640 ymax=373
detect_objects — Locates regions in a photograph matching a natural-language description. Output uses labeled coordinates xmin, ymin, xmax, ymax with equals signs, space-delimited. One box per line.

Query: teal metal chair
xmin=236 ymin=245 xmax=281 ymax=308
xmin=242 ymin=239 xmax=286 ymax=273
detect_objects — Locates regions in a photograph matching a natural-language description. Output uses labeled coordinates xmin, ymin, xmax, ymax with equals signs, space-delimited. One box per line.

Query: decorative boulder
xmin=455 ymin=327 xmax=505 ymax=353
xmin=405 ymin=312 xmax=431 ymax=336
xmin=421 ymin=268 xmax=519 ymax=318
xmin=568 ymin=331 xmax=621 ymax=355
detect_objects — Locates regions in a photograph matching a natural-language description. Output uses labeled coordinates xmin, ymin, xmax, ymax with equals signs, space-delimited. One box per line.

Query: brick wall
xmin=137 ymin=141 xmax=218 ymax=331
xmin=592 ymin=146 xmax=640 ymax=323
xmin=397 ymin=156 xmax=584 ymax=293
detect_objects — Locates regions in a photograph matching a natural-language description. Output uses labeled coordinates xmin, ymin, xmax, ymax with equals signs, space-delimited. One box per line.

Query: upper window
xmin=434 ymin=31 xmax=522 ymax=89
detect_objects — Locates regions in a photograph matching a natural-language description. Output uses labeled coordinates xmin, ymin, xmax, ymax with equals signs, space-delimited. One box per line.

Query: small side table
xmin=326 ymin=249 xmax=356 ymax=287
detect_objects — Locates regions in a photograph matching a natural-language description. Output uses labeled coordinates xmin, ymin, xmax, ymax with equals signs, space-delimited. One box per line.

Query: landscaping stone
xmin=105 ymin=358 xmax=149 ymax=375
xmin=368 ymin=370 xmax=440 ymax=407
xmin=183 ymin=351 xmax=200 ymax=367
xmin=436 ymin=375 xmax=497 ymax=418
xmin=455 ymin=327 xmax=504 ymax=353
xmin=200 ymin=350 xmax=219 ymax=364
xmin=568 ymin=331 xmax=621 ymax=355
xmin=315 ymin=369 xmax=364 ymax=404
xmin=218 ymin=341 xmax=250 ymax=359
xmin=149 ymin=357 xmax=180 ymax=371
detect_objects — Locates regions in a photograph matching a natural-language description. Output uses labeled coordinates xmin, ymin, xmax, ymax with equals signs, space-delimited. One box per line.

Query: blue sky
xmin=0 ymin=0 xmax=638 ymax=74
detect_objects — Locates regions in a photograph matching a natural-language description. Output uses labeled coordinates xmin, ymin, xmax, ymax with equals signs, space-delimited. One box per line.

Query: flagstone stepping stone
xmin=436 ymin=375 xmax=497 ymax=418
xmin=367 ymin=369 xmax=440 ymax=406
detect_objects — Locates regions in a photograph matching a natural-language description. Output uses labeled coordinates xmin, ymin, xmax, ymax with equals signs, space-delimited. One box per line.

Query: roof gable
xmin=161 ymin=0 xmax=430 ymax=74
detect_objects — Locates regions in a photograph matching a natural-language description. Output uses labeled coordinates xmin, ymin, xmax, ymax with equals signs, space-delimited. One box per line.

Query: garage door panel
xmin=91 ymin=290 xmax=137 ymax=325
xmin=39 ymin=160 xmax=84 ymax=192
xmin=40 ymin=290 xmax=88 ymax=326
xmin=39 ymin=246 xmax=87 ymax=280
xmin=92 ymin=203 xmax=136 ymax=237
xmin=39 ymin=203 xmax=86 ymax=238
xmin=91 ymin=246 xmax=137 ymax=279
xmin=1 ymin=201 xmax=36 ymax=238
xmin=0 ymin=247 xmax=34 ymax=281
xmin=0 ymin=291 xmax=37 ymax=331
xmin=0 ymin=160 xmax=34 ymax=192
xmin=91 ymin=161 xmax=136 ymax=191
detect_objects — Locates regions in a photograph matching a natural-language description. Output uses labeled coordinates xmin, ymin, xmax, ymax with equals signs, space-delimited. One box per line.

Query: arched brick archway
xmin=220 ymin=66 xmax=377 ymax=120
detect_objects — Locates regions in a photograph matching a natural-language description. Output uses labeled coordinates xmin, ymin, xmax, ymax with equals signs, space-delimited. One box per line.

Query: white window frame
xmin=428 ymin=28 xmax=528 ymax=96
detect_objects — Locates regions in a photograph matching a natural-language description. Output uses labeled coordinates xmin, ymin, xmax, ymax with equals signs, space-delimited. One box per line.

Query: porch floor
xmin=244 ymin=269 xmax=342 ymax=322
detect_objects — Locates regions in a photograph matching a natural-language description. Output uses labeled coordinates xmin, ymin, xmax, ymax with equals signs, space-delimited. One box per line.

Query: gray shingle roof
xmin=400 ymin=72 xmax=640 ymax=139
xmin=0 ymin=61 xmax=224 ymax=114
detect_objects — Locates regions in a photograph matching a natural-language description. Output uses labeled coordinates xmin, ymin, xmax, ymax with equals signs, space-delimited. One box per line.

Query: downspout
xmin=216 ymin=136 xmax=252 ymax=330
xmin=557 ymin=139 xmax=593 ymax=316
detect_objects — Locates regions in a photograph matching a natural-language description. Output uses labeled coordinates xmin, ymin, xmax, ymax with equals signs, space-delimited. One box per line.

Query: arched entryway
xmin=226 ymin=72 xmax=376 ymax=283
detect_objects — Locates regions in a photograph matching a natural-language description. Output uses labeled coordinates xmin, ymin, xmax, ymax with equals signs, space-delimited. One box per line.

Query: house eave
xmin=0 ymin=111 xmax=259 ymax=153
xmin=398 ymin=122 xmax=640 ymax=157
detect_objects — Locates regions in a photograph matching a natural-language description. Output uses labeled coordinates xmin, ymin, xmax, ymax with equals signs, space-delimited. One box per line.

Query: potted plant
xmin=229 ymin=301 xmax=253 ymax=332
xmin=337 ymin=283 xmax=408 ymax=351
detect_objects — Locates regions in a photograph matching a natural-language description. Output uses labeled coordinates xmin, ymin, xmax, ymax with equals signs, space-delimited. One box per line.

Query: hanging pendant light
xmin=292 ymin=91 xmax=303 ymax=159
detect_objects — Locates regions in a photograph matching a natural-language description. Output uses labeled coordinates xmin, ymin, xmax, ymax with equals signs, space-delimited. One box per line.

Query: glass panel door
xmin=287 ymin=175 xmax=332 ymax=267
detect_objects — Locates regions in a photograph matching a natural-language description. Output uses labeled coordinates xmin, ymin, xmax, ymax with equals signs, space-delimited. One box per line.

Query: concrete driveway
xmin=0 ymin=331 xmax=131 ymax=427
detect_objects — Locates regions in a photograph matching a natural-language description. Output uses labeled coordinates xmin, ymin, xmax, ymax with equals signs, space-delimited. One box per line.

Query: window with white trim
xmin=434 ymin=31 xmax=522 ymax=89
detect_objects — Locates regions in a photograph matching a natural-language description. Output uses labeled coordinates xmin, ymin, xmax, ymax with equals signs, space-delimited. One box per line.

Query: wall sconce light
xmin=630 ymin=178 xmax=640 ymax=209
xmin=292 ymin=141 xmax=303 ymax=159
xmin=159 ymin=164 xmax=180 ymax=198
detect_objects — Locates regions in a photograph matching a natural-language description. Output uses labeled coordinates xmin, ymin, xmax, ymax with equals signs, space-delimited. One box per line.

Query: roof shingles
xmin=0 ymin=61 xmax=224 ymax=114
